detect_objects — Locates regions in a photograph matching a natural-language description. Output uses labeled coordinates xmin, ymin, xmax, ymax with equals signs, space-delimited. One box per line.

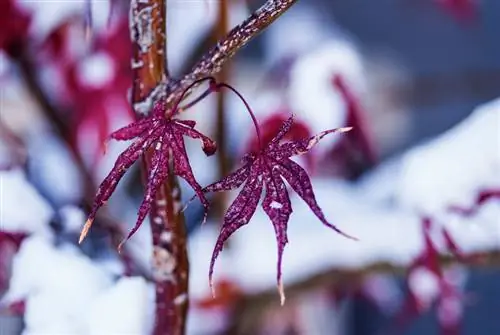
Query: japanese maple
xmin=79 ymin=78 xmax=218 ymax=249
xmin=246 ymin=110 xmax=314 ymax=171
xmin=195 ymin=82 xmax=357 ymax=304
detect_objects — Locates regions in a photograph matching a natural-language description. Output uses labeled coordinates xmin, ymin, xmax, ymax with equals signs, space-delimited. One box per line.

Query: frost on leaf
xmin=79 ymin=100 xmax=216 ymax=249
xmin=201 ymin=115 xmax=356 ymax=305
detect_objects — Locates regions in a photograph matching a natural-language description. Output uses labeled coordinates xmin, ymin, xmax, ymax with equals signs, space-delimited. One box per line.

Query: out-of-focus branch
xmin=129 ymin=0 xmax=188 ymax=334
xmin=15 ymin=47 xmax=97 ymax=198
xmin=165 ymin=0 xmax=297 ymax=108
xmin=225 ymin=249 xmax=500 ymax=334
xmin=13 ymin=43 xmax=144 ymax=277
xmin=0 ymin=121 xmax=27 ymax=169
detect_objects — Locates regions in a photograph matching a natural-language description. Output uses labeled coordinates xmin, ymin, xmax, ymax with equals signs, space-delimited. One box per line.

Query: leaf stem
xmin=217 ymin=83 xmax=263 ymax=150
xmin=168 ymin=77 xmax=217 ymax=117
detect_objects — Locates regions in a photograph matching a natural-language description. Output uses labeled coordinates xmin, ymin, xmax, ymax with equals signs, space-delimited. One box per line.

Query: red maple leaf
xmin=195 ymin=278 xmax=243 ymax=310
xmin=448 ymin=189 xmax=500 ymax=217
xmin=246 ymin=109 xmax=314 ymax=171
xmin=0 ymin=0 xmax=31 ymax=56
xmin=79 ymin=79 xmax=217 ymax=249
xmin=437 ymin=0 xmax=477 ymax=22
xmin=0 ymin=231 xmax=26 ymax=294
xmin=195 ymin=87 xmax=356 ymax=304
xmin=394 ymin=217 xmax=473 ymax=335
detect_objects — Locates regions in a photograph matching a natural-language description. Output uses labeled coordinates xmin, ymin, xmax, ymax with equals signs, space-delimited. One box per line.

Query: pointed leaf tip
xmin=210 ymin=280 xmax=216 ymax=299
xmin=279 ymin=279 xmax=286 ymax=306
xmin=79 ymin=218 xmax=94 ymax=244
xmin=339 ymin=126 xmax=353 ymax=133
xmin=117 ymin=240 xmax=126 ymax=254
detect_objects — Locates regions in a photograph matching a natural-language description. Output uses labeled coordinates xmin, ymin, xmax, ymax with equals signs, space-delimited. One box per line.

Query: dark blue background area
xmin=317 ymin=0 xmax=500 ymax=148
xmin=347 ymin=268 xmax=500 ymax=335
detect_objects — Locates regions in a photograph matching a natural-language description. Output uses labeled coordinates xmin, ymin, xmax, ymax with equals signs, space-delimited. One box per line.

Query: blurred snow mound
xmin=397 ymin=97 xmax=500 ymax=213
xmin=0 ymin=169 xmax=53 ymax=235
xmin=87 ymin=277 xmax=154 ymax=335
xmin=288 ymin=40 xmax=366 ymax=139
xmin=4 ymin=236 xmax=112 ymax=333
xmin=4 ymin=236 xmax=154 ymax=334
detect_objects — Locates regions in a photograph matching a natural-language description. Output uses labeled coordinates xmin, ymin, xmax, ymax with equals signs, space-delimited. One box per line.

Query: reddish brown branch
xmin=129 ymin=0 xmax=188 ymax=333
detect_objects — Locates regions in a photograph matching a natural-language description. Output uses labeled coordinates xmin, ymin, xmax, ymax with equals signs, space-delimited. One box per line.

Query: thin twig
xmin=165 ymin=0 xmax=298 ymax=108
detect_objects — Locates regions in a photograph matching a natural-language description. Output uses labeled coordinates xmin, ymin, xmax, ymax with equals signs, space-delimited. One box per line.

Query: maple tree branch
xmin=165 ymin=0 xmax=298 ymax=107
xmin=129 ymin=0 xmax=188 ymax=334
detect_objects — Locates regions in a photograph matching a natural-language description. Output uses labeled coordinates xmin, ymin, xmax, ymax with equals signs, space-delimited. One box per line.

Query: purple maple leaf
xmin=198 ymin=91 xmax=356 ymax=304
xmin=79 ymin=79 xmax=217 ymax=249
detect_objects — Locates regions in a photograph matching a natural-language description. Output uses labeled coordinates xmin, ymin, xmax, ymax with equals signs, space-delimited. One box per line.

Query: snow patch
xmin=86 ymin=277 xmax=154 ymax=335
xmin=4 ymin=236 xmax=113 ymax=334
xmin=0 ymin=169 xmax=53 ymax=235
xmin=77 ymin=52 xmax=115 ymax=88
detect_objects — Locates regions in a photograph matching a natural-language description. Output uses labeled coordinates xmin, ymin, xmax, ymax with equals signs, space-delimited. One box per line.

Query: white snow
xmin=263 ymin=4 xmax=334 ymax=65
xmin=408 ymin=267 xmax=440 ymax=307
xmin=3 ymin=236 xmax=112 ymax=333
xmin=25 ymin=131 xmax=83 ymax=207
xmin=3 ymin=236 xmax=154 ymax=334
xmin=286 ymin=40 xmax=367 ymax=157
xmin=396 ymin=98 xmax=500 ymax=213
xmin=19 ymin=0 xmax=111 ymax=41
xmin=77 ymin=52 xmax=116 ymax=88
xmin=58 ymin=205 xmax=86 ymax=233
xmin=86 ymin=277 xmax=154 ymax=335
xmin=0 ymin=169 xmax=53 ymax=235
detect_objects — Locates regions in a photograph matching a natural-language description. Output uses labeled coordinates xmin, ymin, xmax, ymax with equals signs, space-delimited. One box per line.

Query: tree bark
xmin=129 ymin=0 xmax=188 ymax=334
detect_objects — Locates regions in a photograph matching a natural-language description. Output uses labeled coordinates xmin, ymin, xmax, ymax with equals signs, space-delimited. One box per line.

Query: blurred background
xmin=1 ymin=0 xmax=499 ymax=334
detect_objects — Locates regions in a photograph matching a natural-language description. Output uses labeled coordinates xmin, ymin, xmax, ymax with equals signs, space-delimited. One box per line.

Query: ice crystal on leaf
xmin=79 ymin=79 xmax=217 ymax=249
xmin=197 ymin=91 xmax=356 ymax=304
